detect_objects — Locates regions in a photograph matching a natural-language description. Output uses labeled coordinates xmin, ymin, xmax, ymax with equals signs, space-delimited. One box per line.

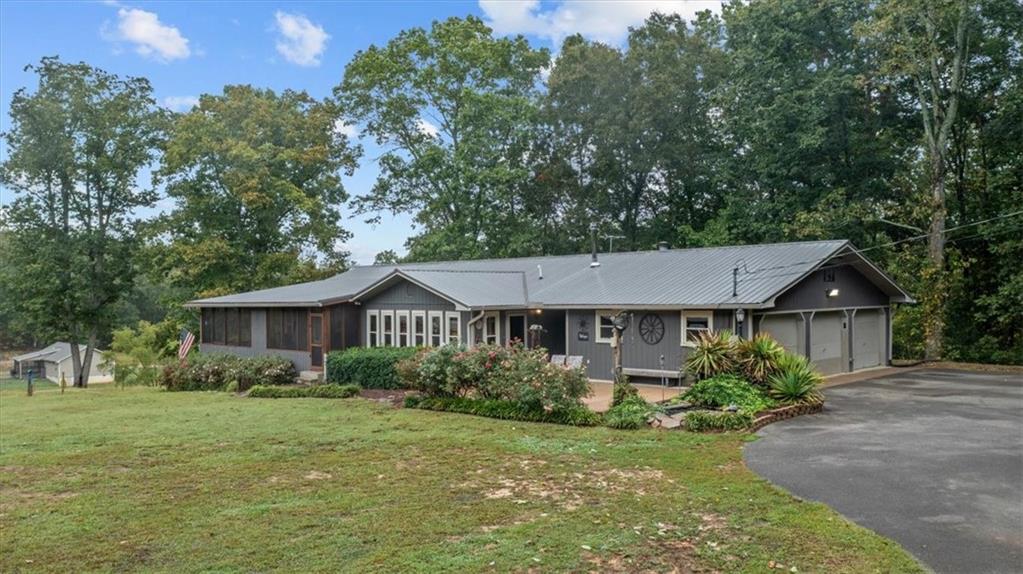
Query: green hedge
xmin=684 ymin=410 xmax=753 ymax=432
xmin=405 ymin=395 xmax=601 ymax=427
xmin=326 ymin=347 xmax=419 ymax=389
xmin=248 ymin=383 xmax=361 ymax=399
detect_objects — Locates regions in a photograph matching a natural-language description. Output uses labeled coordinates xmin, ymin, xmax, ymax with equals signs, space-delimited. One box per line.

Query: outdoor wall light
xmin=735 ymin=309 xmax=745 ymax=323
xmin=826 ymin=288 xmax=840 ymax=298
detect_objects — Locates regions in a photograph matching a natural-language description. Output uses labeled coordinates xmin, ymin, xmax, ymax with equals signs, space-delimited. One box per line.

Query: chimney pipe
xmin=657 ymin=241 xmax=670 ymax=252
xmin=537 ymin=264 xmax=543 ymax=279
xmin=590 ymin=225 xmax=600 ymax=268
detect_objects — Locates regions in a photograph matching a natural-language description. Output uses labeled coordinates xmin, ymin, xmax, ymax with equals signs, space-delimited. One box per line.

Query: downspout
xmin=467 ymin=309 xmax=486 ymax=347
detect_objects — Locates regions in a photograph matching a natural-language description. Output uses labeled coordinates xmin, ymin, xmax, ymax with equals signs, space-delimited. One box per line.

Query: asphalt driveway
xmin=744 ymin=368 xmax=1023 ymax=574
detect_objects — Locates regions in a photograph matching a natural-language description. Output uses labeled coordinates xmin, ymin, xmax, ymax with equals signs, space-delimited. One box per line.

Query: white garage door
xmin=853 ymin=309 xmax=883 ymax=370
xmin=811 ymin=312 xmax=846 ymax=375
xmin=760 ymin=314 xmax=802 ymax=356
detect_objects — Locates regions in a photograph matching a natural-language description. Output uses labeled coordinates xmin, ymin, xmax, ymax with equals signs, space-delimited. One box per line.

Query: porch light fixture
xmin=735 ymin=309 xmax=745 ymax=323
xmin=826 ymin=288 xmax=840 ymax=298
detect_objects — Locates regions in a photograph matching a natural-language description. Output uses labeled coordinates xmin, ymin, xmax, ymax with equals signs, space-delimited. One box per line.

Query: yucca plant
xmin=685 ymin=331 xmax=736 ymax=380
xmin=736 ymin=333 xmax=785 ymax=385
xmin=768 ymin=353 xmax=824 ymax=404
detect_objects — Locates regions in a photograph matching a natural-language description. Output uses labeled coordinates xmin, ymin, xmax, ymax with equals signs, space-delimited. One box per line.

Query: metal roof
xmin=187 ymin=240 xmax=912 ymax=309
xmin=11 ymin=342 xmax=98 ymax=363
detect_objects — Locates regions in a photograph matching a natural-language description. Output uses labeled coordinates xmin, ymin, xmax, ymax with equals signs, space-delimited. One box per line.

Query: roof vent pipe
xmin=589 ymin=225 xmax=600 ymax=268
xmin=537 ymin=264 xmax=543 ymax=280
xmin=657 ymin=241 xmax=670 ymax=252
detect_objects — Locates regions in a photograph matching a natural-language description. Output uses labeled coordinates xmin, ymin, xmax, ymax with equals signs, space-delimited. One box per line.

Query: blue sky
xmin=0 ymin=1 xmax=722 ymax=263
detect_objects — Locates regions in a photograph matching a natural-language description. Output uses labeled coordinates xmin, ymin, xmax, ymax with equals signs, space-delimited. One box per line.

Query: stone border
xmin=750 ymin=402 xmax=823 ymax=432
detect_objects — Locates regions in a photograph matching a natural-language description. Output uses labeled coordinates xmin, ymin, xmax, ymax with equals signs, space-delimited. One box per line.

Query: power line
xmin=740 ymin=209 xmax=1023 ymax=278
xmin=736 ymin=222 xmax=1023 ymax=287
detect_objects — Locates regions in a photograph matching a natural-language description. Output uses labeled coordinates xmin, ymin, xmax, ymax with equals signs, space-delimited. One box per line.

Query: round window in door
xmin=638 ymin=313 xmax=664 ymax=345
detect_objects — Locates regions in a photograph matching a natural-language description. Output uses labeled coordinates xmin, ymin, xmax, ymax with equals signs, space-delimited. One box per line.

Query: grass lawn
xmin=0 ymin=387 xmax=922 ymax=573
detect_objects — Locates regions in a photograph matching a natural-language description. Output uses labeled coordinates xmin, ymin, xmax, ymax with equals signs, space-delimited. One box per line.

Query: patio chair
xmin=565 ymin=355 xmax=584 ymax=369
xmin=549 ymin=354 xmax=566 ymax=366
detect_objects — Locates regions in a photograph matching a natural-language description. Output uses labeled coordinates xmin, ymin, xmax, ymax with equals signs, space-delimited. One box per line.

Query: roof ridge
xmin=351 ymin=239 xmax=848 ymax=269
xmin=400 ymin=268 xmax=525 ymax=275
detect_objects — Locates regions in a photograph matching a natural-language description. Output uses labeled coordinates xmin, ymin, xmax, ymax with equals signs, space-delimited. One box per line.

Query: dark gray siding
xmin=772 ymin=265 xmax=888 ymax=311
xmin=362 ymin=280 xmax=456 ymax=311
xmin=200 ymin=308 xmax=311 ymax=371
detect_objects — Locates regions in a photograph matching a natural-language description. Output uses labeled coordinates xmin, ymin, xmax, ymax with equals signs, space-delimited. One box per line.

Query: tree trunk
xmin=80 ymin=331 xmax=97 ymax=388
xmin=69 ymin=339 xmax=84 ymax=388
xmin=924 ymin=155 xmax=947 ymax=361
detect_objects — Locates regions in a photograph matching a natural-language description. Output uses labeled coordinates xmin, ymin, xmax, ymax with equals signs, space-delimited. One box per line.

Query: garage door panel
xmin=760 ymin=315 xmax=802 ymax=356
xmin=811 ymin=312 xmax=846 ymax=375
xmin=853 ymin=310 xmax=882 ymax=370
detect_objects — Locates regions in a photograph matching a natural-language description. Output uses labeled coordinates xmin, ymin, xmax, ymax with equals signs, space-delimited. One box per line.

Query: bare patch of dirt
xmin=359 ymin=389 xmax=409 ymax=406
xmin=463 ymin=458 xmax=663 ymax=511
xmin=303 ymin=470 xmax=332 ymax=480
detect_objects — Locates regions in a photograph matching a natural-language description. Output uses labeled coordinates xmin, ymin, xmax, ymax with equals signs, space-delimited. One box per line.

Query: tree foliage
xmin=153 ymin=85 xmax=359 ymax=298
xmin=1 ymin=57 xmax=164 ymax=384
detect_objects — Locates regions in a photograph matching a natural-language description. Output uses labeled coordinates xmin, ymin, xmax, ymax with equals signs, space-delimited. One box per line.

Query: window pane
xmin=686 ymin=317 xmax=709 ymax=330
xmin=201 ymin=309 xmax=212 ymax=343
xmin=430 ymin=316 xmax=442 ymax=346
xmin=369 ymin=313 xmax=378 ymax=347
xmin=414 ymin=315 xmax=425 ymax=346
xmin=296 ymin=310 xmax=308 ymax=350
xmin=239 ymin=310 xmax=251 ymax=346
xmin=398 ymin=314 xmax=409 ymax=347
xmin=226 ymin=309 xmax=239 ymax=346
xmin=383 ymin=313 xmax=393 ymax=346
xmin=447 ymin=315 xmax=459 ymax=343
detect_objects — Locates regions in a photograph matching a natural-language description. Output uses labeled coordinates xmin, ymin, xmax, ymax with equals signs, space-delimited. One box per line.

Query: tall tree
xmin=716 ymin=0 xmax=912 ymax=246
xmin=1 ymin=57 xmax=163 ymax=386
xmin=154 ymin=85 xmax=359 ymax=298
xmin=864 ymin=0 xmax=974 ymax=360
xmin=337 ymin=16 xmax=550 ymax=261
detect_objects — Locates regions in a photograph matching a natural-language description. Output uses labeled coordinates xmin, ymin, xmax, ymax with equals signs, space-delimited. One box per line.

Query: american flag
xmin=178 ymin=328 xmax=196 ymax=360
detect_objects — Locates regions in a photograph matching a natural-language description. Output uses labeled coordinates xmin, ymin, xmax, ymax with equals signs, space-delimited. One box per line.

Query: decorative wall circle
xmin=638 ymin=313 xmax=664 ymax=345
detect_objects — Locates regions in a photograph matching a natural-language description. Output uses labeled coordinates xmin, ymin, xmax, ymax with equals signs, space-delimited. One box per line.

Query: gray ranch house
xmin=185 ymin=240 xmax=913 ymax=382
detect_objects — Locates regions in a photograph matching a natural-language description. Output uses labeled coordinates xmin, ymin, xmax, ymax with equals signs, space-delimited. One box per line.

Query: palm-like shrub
xmin=684 ymin=331 xmax=736 ymax=380
xmin=736 ymin=333 xmax=785 ymax=384
xmin=768 ymin=353 xmax=824 ymax=404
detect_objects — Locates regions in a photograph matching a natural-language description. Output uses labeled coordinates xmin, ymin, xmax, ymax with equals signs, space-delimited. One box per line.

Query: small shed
xmin=10 ymin=343 xmax=113 ymax=384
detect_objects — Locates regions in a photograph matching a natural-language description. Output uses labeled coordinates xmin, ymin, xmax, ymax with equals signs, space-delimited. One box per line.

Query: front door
xmin=310 ymin=313 xmax=324 ymax=369
xmin=508 ymin=314 xmax=527 ymax=346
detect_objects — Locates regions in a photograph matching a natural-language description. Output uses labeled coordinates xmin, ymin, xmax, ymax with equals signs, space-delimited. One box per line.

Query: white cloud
xmin=161 ymin=96 xmax=200 ymax=112
xmin=416 ymin=118 xmax=439 ymax=137
xmin=113 ymin=8 xmax=191 ymax=61
xmin=274 ymin=11 xmax=329 ymax=67
xmin=479 ymin=0 xmax=724 ymax=46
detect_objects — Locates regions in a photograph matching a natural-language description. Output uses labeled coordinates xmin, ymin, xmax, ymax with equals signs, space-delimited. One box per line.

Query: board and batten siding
xmin=771 ymin=265 xmax=888 ymax=311
xmin=200 ymin=308 xmax=313 ymax=371
xmin=565 ymin=309 xmax=734 ymax=382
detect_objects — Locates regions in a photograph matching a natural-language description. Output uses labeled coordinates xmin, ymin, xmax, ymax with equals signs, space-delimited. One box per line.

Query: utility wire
xmin=739 ymin=209 xmax=1023 ymax=278
xmin=736 ymin=222 xmax=1023 ymax=286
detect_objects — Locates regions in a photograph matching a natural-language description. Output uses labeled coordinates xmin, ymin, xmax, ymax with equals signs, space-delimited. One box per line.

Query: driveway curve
xmin=744 ymin=368 xmax=1023 ymax=574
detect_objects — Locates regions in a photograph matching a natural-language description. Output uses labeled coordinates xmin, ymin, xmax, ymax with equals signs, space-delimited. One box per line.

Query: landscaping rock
xmin=653 ymin=412 xmax=683 ymax=430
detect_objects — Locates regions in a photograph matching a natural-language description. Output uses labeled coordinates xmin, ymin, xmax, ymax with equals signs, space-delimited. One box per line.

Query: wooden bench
xmin=621 ymin=367 xmax=682 ymax=380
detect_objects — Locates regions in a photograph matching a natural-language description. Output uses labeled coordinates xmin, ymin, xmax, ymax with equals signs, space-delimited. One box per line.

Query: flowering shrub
xmin=399 ymin=343 xmax=591 ymax=412
xmin=160 ymin=354 xmax=296 ymax=391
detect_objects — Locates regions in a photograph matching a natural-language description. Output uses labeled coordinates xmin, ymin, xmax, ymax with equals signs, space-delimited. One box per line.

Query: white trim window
xmin=595 ymin=310 xmax=615 ymax=344
xmin=381 ymin=311 xmax=394 ymax=346
xmin=367 ymin=310 xmax=380 ymax=347
xmin=412 ymin=311 xmax=426 ymax=346
xmin=397 ymin=311 xmax=410 ymax=347
xmin=682 ymin=310 xmax=714 ymax=346
xmin=428 ymin=311 xmax=444 ymax=347
xmin=445 ymin=312 xmax=462 ymax=345
xmin=483 ymin=312 xmax=499 ymax=345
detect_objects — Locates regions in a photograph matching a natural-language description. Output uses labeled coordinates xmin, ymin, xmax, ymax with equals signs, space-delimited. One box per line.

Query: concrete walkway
xmin=745 ymin=368 xmax=1023 ymax=574
xmin=584 ymin=381 xmax=681 ymax=412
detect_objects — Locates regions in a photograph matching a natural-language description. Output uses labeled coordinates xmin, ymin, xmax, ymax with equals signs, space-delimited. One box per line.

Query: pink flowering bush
xmin=398 ymin=342 xmax=590 ymax=411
